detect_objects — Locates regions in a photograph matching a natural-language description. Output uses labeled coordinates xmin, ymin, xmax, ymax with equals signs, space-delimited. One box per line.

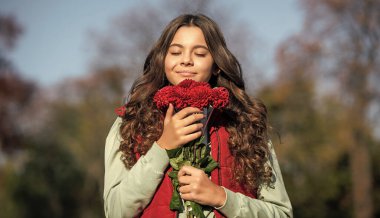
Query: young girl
xmin=104 ymin=14 xmax=292 ymax=218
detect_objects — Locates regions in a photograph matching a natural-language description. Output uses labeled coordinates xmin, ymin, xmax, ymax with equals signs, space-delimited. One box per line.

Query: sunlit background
xmin=1 ymin=0 xmax=379 ymax=217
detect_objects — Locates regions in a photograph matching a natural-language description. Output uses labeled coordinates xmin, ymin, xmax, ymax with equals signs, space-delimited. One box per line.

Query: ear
xmin=212 ymin=65 xmax=221 ymax=76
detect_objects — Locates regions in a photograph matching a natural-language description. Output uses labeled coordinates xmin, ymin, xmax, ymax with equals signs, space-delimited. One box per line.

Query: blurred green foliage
xmin=11 ymin=141 xmax=84 ymax=218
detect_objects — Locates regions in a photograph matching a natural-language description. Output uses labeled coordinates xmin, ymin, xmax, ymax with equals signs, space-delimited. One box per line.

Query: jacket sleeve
xmin=217 ymin=141 xmax=293 ymax=218
xmin=103 ymin=118 xmax=170 ymax=218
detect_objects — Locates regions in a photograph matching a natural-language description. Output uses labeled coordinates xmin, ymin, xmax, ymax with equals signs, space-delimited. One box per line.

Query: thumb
xmin=164 ymin=103 xmax=174 ymax=123
xmin=178 ymin=165 xmax=193 ymax=177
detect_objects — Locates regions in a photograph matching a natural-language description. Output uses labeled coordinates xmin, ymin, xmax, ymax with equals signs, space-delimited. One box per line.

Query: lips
xmin=176 ymin=71 xmax=196 ymax=77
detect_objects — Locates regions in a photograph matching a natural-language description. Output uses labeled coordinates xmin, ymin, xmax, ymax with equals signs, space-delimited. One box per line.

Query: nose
xmin=181 ymin=52 xmax=193 ymax=66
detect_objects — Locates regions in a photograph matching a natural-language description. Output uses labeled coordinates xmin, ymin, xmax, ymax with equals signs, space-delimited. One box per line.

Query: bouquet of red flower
xmin=154 ymin=79 xmax=229 ymax=111
xmin=153 ymin=79 xmax=229 ymax=218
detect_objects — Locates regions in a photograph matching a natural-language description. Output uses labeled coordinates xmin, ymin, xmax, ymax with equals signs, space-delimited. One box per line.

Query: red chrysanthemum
xmin=115 ymin=105 xmax=127 ymax=117
xmin=210 ymin=87 xmax=229 ymax=108
xmin=153 ymin=79 xmax=229 ymax=110
xmin=187 ymin=86 xmax=211 ymax=109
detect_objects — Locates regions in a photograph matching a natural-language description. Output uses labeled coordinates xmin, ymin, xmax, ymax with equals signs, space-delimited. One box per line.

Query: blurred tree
xmin=0 ymin=14 xmax=35 ymax=154
xmin=0 ymin=71 xmax=35 ymax=153
xmin=0 ymin=14 xmax=23 ymax=52
xmin=259 ymin=36 xmax=353 ymax=217
xmin=258 ymin=0 xmax=380 ymax=217
xmin=41 ymin=67 xmax=127 ymax=218
xmin=11 ymin=139 xmax=84 ymax=218
xmin=372 ymin=141 xmax=380 ymax=218
xmin=0 ymin=13 xmax=37 ymax=218
xmin=0 ymin=14 xmax=87 ymax=218
xmin=298 ymin=0 xmax=380 ymax=217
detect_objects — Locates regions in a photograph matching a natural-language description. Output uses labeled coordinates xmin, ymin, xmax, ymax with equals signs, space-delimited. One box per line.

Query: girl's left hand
xmin=177 ymin=165 xmax=226 ymax=208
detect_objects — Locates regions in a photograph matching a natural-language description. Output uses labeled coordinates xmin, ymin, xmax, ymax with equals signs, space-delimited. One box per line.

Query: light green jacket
xmin=104 ymin=118 xmax=293 ymax=218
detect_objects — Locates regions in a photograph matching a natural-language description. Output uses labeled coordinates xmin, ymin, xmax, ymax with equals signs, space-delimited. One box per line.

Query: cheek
xmin=164 ymin=57 xmax=175 ymax=72
xmin=164 ymin=57 xmax=169 ymax=70
xmin=200 ymin=59 xmax=214 ymax=74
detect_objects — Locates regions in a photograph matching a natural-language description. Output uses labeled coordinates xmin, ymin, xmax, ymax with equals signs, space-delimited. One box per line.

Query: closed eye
xmin=195 ymin=53 xmax=207 ymax=57
xmin=170 ymin=52 xmax=181 ymax=56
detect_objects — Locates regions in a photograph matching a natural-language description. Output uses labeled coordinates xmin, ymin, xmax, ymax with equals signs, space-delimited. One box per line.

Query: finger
xmin=181 ymin=123 xmax=203 ymax=135
xmin=178 ymin=168 xmax=188 ymax=178
xmin=181 ymin=113 xmax=205 ymax=127
xmin=181 ymin=131 xmax=203 ymax=144
xmin=178 ymin=175 xmax=192 ymax=186
xmin=180 ymin=192 xmax=195 ymax=201
xmin=174 ymin=107 xmax=202 ymax=120
xmin=178 ymin=165 xmax=197 ymax=177
xmin=178 ymin=165 xmax=190 ymax=177
xmin=164 ymin=103 xmax=174 ymax=123
xmin=178 ymin=184 xmax=193 ymax=194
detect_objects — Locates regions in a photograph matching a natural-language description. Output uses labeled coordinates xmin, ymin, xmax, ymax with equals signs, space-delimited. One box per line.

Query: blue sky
xmin=0 ymin=0 xmax=303 ymax=86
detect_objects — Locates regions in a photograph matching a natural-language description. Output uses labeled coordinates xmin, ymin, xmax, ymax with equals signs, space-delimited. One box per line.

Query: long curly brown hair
xmin=119 ymin=14 xmax=273 ymax=193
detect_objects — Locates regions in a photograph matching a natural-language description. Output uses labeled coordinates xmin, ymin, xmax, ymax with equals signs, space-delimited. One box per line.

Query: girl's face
xmin=164 ymin=26 xmax=214 ymax=85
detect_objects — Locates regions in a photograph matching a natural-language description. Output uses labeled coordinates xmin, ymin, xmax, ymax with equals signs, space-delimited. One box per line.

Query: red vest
xmin=139 ymin=126 xmax=256 ymax=218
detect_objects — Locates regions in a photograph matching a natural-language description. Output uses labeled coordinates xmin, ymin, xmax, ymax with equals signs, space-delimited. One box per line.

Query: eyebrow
xmin=169 ymin=43 xmax=209 ymax=51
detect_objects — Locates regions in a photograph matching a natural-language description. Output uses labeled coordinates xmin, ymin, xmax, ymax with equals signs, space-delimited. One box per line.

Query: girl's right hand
xmin=157 ymin=104 xmax=205 ymax=150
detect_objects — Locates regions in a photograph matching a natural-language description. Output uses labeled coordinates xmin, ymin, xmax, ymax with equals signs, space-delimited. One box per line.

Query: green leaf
xmin=169 ymin=170 xmax=184 ymax=212
xmin=169 ymin=159 xmax=180 ymax=170
xmin=168 ymin=171 xmax=178 ymax=179
xmin=199 ymin=156 xmax=210 ymax=168
xmin=195 ymin=136 xmax=205 ymax=145
xmin=190 ymin=201 xmax=206 ymax=218
xmin=166 ymin=147 xmax=182 ymax=158
xmin=178 ymin=160 xmax=191 ymax=169
xmin=169 ymin=187 xmax=183 ymax=212
xmin=204 ymin=159 xmax=219 ymax=174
